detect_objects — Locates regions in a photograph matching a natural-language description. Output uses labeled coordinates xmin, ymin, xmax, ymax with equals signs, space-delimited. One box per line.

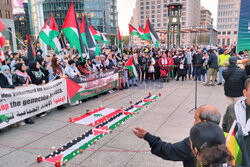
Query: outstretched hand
xmin=132 ymin=127 xmax=147 ymax=139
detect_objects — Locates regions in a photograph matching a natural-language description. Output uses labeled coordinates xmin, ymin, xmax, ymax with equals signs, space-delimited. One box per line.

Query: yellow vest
xmin=219 ymin=54 xmax=230 ymax=67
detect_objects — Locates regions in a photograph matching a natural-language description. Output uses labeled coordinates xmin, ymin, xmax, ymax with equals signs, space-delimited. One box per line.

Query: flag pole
xmin=4 ymin=27 xmax=27 ymax=49
xmin=52 ymin=30 xmax=63 ymax=54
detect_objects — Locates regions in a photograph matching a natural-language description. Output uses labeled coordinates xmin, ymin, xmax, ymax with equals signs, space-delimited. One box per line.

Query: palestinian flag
xmin=39 ymin=13 xmax=62 ymax=53
xmin=80 ymin=15 xmax=100 ymax=58
xmin=0 ymin=48 xmax=5 ymax=63
xmin=225 ymin=121 xmax=242 ymax=166
xmin=43 ymin=95 xmax=159 ymax=165
xmin=139 ymin=26 xmax=144 ymax=34
xmin=125 ymin=55 xmax=138 ymax=77
xmin=69 ymin=108 xmax=122 ymax=126
xmin=99 ymin=33 xmax=109 ymax=44
xmin=62 ymin=2 xmax=86 ymax=61
xmin=129 ymin=24 xmax=140 ymax=37
xmin=144 ymin=19 xmax=159 ymax=47
xmin=0 ymin=18 xmax=6 ymax=48
xmin=26 ymin=35 xmax=35 ymax=62
xmin=118 ymin=27 xmax=123 ymax=56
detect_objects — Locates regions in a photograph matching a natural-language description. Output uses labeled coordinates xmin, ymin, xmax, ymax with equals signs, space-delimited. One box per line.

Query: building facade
xmin=0 ymin=0 xmax=17 ymax=51
xmin=200 ymin=6 xmax=212 ymax=26
xmin=28 ymin=0 xmax=47 ymax=55
xmin=43 ymin=0 xmax=118 ymax=37
xmin=14 ymin=3 xmax=31 ymax=42
xmin=217 ymin=0 xmax=241 ymax=46
xmin=131 ymin=0 xmax=201 ymax=46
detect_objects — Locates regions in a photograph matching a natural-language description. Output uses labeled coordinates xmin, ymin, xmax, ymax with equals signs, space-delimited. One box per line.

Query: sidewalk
xmin=0 ymin=80 xmax=227 ymax=167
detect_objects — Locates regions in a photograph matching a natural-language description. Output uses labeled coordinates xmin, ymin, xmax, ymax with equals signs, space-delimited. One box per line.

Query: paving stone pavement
xmin=0 ymin=80 xmax=227 ymax=167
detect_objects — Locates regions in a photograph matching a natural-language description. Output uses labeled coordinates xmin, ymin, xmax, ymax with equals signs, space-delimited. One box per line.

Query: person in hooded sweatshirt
xmin=65 ymin=59 xmax=81 ymax=78
xmin=0 ymin=65 xmax=15 ymax=88
xmin=27 ymin=61 xmax=46 ymax=85
xmin=12 ymin=63 xmax=32 ymax=86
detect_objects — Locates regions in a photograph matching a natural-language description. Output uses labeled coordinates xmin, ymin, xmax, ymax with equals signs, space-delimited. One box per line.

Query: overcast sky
xmin=118 ymin=0 xmax=218 ymax=35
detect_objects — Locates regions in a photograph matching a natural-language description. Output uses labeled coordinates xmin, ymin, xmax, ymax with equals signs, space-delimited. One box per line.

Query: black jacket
xmin=27 ymin=69 xmax=46 ymax=85
xmin=192 ymin=53 xmax=203 ymax=67
xmin=0 ymin=73 xmax=14 ymax=88
xmin=208 ymin=53 xmax=218 ymax=69
xmin=144 ymin=133 xmax=195 ymax=167
xmin=223 ymin=65 xmax=248 ymax=97
xmin=12 ymin=73 xmax=31 ymax=86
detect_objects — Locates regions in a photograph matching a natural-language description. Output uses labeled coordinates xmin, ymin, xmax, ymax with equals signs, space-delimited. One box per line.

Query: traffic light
xmin=171 ymin=6 xmax=175 ymax=9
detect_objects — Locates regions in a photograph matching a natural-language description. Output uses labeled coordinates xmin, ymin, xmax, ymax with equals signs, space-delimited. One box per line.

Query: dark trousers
xmin=194 ymin=66 xmax=201 ymax=80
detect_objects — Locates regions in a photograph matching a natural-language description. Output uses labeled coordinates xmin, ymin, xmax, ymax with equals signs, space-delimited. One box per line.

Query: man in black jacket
xmin=132 ymin=105 xmax=221 ymax=167
xmin=204 ymin=49 xmax=218 ymax=86
xmin=222 ymin=56 xmax=248 ymax=106
xmin=192 ymin=49 xmax=203 ymax=81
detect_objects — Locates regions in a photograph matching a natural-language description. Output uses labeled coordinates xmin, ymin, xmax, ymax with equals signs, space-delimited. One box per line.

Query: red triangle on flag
xmin=66 ymin=78 xmax=82 ymax=99
xmin=123 ymin=111 xmax=134 ymax=115
xmin=144 ymin=19 xmax=150 ymax=34
xmin=44 ymin=154 xmax=63 ymax=164
xmin=89 ymin=24 xmax=98 ymax=36
xmin=93 ymin=126 xmax=109 ymax=136
xmin=62 ymin=2 xmax=77 ymax=29
xmin=50 ymin=12 xmax=59 ymax=31
xmin=134 ymin=105 xmax=144 ymax=108
xmin=0 ymin=18 xmax=5 ymax=32
xmin=143 ymin=98 xmax=153 ymax=103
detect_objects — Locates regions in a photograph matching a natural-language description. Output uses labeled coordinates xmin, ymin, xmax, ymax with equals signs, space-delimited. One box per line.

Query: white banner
xmin=0 ymin=79 xmax=68 ymax=129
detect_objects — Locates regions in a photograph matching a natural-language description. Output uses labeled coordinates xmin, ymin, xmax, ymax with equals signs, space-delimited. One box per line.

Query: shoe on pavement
xmin=217 ymin=83 xmax=222 ymax=85
xmin=25 ymin=118 xmax=35 ymax=124
xmin=18 ymin=121 xmax=26 ymax=126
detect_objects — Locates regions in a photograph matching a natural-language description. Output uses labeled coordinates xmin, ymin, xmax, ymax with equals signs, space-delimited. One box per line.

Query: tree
xmin=123 ymin=35 xmax=129 ymax=45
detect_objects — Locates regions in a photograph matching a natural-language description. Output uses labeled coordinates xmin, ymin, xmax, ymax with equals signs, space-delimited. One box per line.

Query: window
xmin=140 ymin=2 xmax=144 ymax=5
xmin=157 ymin=5 xmax=161 ymax=8
xmin=218 ymin=32 xmax=221 ymax=35
xmin=140 ymin=7 xmax=144 ymax=10
xmin=164 ymin=4 xmax=167 ymax=8
xmin=164 ymin=23 xmax=167 ymax=26
xmin=152 ymin=10 xmax=155 ymax=14
xmin=157 ymin=23 xmax=161 ymax=27
xmin=222 ymin=31 xmax=226 ymax=35
xmin=5 ymin=10 xmax=10 ymax=19
xmin=152 ymin=19 xmax=155 ymax=23
xmin=163 ymin=14 xmax=167 ymax=17
xmin=234 ymin=31 xmax=237 ymax=34
xmin=227 ymin=31 xmax=231 ymax=35
xmin=146 ymin=6 xmax=149 ymax=10
xmin=152 ymin=15 xmax=155 ymax=18
xmin=140 ymin=16 xmax=144 ymax=19
xmin=146 ymin=2 xmax=149 ymax=5
xmin=140 ymin=11 xmax=144 ymax=14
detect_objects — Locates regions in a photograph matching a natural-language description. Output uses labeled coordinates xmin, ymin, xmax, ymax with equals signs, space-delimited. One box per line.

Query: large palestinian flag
xmin=39 ymin=13 xmax=62 ymax=53
xmin=118 ymin=27 xmax=123 ymax=56
xmin=138 ymin=25 xmax=147 ymax=40
xmin=80 ymin=15 xmax=100 ymax=58
xmin=125 ymin=55 xmax=138 ymax=77
xmin=43 ymin=95 xmax=158 ymax=165
xmin=62 ymin=2 xmax=86 ymax=61
xmin=144 ymin=19 xmax=159 ymax=47
xmin=129 ymin=24 xmax=140 ymax=37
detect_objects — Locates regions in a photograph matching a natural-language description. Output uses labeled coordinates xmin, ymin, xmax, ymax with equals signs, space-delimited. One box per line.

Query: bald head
xmin=194 ymin=105 xmax=221 ymax=125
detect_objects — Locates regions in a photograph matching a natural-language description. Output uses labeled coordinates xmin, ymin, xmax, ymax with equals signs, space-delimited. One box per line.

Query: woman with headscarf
xmin=87 ymin=59 xmax=97 ymax=74
xmin=36 ymin=56 xmax=49 ymax=82
xmin=12 ymin=63 xmax=32 ymax=86
xmin=27 ymin=61 xmax=46 ymax=85
xmin=48 ymin=57 xmax=67 ymax=81
xmin=0 ymin=65 xmax=14 ymax=88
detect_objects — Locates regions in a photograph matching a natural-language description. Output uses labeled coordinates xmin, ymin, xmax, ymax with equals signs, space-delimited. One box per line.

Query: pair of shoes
xmin=211 ymin=84 xmax=215 ymax=86
xmin=134 ymin=84 xmax=138 ymax=87
xmin=25 ymin=118 xmax=35 ymax=124
xmin=217 ymin=83 xmax=222 ymax=85
xmin=18 ymin=121 xmax=26 ymax=126
xmin=37 ymin=112 xmax=47 ymax=118
xmin=124 ymin=86 xmax=129 ymax=89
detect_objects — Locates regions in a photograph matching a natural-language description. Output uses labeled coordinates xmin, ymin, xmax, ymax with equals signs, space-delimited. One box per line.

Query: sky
xmin=118 ymin=0 xmax=219 ymax=35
